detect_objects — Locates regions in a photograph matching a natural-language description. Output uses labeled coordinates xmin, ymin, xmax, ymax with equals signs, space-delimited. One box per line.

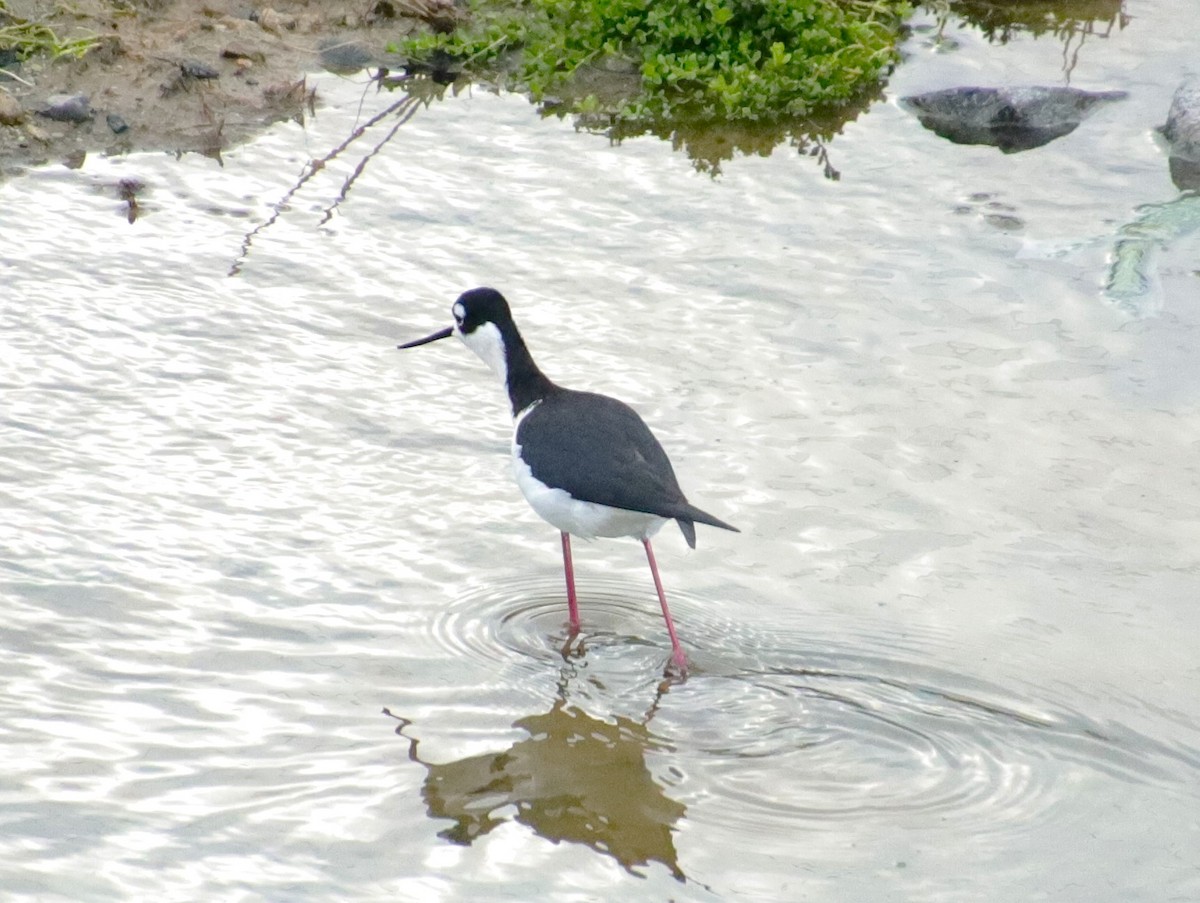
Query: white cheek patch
xmin=458 ymin=321 xmax=508 ymax=385
xmin=452 ymin=302 xmax=465 ymax=321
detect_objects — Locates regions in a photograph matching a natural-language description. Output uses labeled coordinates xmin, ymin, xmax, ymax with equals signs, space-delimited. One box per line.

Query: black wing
xmin=516 ymin=390 xmax=690 ymax=518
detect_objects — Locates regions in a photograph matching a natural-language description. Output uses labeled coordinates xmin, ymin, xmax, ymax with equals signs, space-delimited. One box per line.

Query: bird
xmin=398 ymin=287 xmax=738 ymax=672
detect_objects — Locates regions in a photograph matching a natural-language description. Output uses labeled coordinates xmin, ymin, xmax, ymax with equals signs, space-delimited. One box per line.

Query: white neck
xmin=457 ymin=321 xmax=508 ymax=388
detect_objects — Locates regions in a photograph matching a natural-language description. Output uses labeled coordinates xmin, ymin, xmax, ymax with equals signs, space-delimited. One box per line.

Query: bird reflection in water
xmin=385 ymin=671 xmax=686 ymax=882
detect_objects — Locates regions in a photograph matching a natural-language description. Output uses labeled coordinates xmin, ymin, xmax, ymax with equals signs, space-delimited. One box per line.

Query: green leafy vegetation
xmin=0 ymin=1 xmax=99 ymax=63
xmin=396 ymin=0 xmax=911 ymax=124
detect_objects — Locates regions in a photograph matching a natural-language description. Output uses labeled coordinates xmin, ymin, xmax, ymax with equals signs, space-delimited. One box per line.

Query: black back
xmin=517 ymin=389 xmax=690 ymax=519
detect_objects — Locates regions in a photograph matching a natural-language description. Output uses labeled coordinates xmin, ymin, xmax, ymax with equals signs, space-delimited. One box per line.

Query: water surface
xmin=2 ymin=3 xmax=1199 ymax=900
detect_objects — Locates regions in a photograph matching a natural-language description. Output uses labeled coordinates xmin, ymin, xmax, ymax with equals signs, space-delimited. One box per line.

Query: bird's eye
xmin=452 ymin=302 xmax=466 ymax=326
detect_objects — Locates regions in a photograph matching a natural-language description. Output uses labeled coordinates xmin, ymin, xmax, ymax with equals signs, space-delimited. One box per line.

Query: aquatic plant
xmin=395 ymin=0 xmax=911 ymax=124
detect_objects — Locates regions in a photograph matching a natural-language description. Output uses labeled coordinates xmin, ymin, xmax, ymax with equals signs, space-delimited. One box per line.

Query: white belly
xmin=511 ymin=439 xmax=668 ymax=541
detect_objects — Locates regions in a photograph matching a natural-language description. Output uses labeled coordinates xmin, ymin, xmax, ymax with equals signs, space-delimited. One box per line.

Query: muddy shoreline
xmin=0 ymin=0 xmax=436 ymax=178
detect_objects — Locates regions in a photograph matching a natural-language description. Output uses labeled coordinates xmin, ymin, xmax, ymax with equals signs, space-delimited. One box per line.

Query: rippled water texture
xmin=3 ymin=3 xmax=1200 ymax=901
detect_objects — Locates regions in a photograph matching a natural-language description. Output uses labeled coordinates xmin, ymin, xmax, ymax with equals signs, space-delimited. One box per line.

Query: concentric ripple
xmin=666 ymin=667 xmax=1049 ymax=831
xmin=428 ymin=573 xmax=695 ymax=669
xmin=423 ymin=575 xmax=1200 ymax=841
xmin=660 ymin=654 xmax=1200 ymax=837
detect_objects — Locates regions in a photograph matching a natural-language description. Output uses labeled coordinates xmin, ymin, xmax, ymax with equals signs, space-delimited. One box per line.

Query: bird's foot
xmin=663 ymin=650 xmax=689 ymax=680
xmin=560 ymin=633 xmax=586 ymax=663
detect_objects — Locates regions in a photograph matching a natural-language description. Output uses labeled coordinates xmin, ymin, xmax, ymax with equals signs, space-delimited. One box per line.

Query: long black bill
xmin=398 ymin=326 xmax=453 ymax=349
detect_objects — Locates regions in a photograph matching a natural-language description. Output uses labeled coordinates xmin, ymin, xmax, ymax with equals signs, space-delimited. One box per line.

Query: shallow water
xmin=3 ymin=2 xmax=1200 ymax=900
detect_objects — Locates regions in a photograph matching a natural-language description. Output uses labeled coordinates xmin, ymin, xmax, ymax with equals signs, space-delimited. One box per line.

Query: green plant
xmin=0 ymin=1 xmax=100 ymax=62
xmin=398 ymin=0 xmax=911 ymax=124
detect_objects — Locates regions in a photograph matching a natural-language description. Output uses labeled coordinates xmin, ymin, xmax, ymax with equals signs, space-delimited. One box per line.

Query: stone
xmin=1161 ymin=79 xmax=1200 ymax=190
xmin=0 ymin=91 xmax=24 ymax=126
xmin=901 ymin=86 xmax=1127 ymax=153
xmin=37 ymin=93 xmax=94 ymax=124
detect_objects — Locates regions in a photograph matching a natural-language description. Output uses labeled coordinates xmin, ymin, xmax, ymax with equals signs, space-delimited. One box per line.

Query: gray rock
xmin=1104 ymin=80 xmax=1200 ymax=314
xmin=1161 ymin=79 xmax=1200 ymax=190
xmin=37 ymin=93 xmax=94 ymax=124
xmin=106 ymin=113 xmax=130 ymax=134
xmin=0 ymin=48 xmax=19 ymax=75
xmin=180 ymin=60 xmax=220 ymax=80
xmin=318 ymin=39 xmax=375 ymax=74
xmin=901 ymin=86 xmax=1127 ymax=153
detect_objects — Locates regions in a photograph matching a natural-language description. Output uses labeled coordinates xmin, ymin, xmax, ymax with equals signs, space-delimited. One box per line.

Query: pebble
xmin=222 ymin=44 xmax=266 ymax=64
xmin=318 ymin=39 xmax=375 ymax=74
xmin=0 ymin=91 xmax=24 ymax=126
xmin=37 ymin=94 xmax=93 ymax=124
xmin=257 ymin=8 xmax=296 ymax=34
xmin=24 ymin=122 xmax=50 ymax=143
xmin=106 ymin=113 xmax=130 ymax=134
xmin=181 ymin=60 xmax=220 ymax=80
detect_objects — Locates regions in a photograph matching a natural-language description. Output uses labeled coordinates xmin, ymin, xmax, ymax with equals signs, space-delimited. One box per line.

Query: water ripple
xmin=3 ymin=49 xmax=1200 ymax=900
xmin=429 ymin=574 xmax=677 ymax=669
xmin=418 ymin=574 xmax=1200 ymax=844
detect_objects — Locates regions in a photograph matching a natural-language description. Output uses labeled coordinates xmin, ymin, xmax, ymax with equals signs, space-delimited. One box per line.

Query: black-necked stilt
xmin=399 ymin=287 xmax=738 ymax=672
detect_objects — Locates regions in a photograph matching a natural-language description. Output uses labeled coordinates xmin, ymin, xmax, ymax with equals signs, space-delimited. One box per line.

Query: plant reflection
xmin=917 ymin=1 xmax=1127 ymax=80
xmin=554 ymin=101 xmax=859 ymax=179
xmin=944 ymin=0 xmax=1128 ymax=44
xmin=386 ymin=670 xmax=686 ymax=881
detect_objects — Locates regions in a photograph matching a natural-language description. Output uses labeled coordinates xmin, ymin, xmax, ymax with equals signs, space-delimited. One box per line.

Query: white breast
xmin=510 ymin=402 xmax=668 ymax=541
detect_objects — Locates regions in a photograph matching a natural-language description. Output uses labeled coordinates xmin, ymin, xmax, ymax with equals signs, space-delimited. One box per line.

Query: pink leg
xmin=643 ymin=539 xmax=687 ymax=673
xmin=561 ymin=531 xmax=580 ymax=632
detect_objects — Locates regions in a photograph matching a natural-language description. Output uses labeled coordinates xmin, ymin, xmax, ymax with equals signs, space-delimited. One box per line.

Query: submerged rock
xmin=1161 ymin=79 xmax=1200 ymax=190
xmin=1106 ymin=81 xmax=1200 ymax=315
xmin=37 ymin=93 xmax=94 ymax=124
xmin=901 ymin=86 xmax=1127 ymax=153
xmin=106 ymin=113 xmax=130 ymax=134
xmin=1105 ymin=194 xmax=1200 ymax=316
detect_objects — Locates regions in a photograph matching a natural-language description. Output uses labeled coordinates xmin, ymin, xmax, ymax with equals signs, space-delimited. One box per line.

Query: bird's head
xmin=398 ymin=287 xmax=515 ymax=383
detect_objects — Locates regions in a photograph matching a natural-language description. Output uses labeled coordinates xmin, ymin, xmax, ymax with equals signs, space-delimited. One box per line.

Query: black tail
xmin=675 ymin=504 xmax=739 ymax=550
